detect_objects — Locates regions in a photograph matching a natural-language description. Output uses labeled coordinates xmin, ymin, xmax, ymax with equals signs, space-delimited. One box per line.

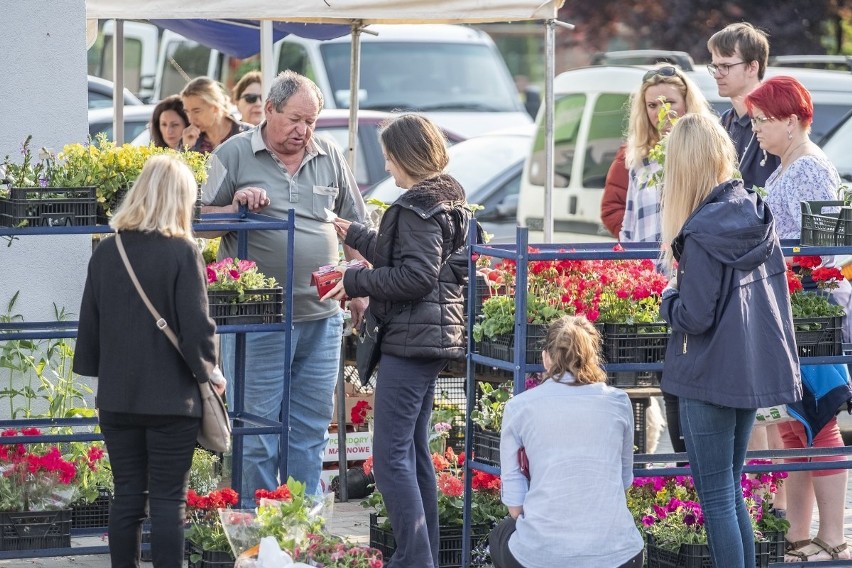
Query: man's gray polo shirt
xmin=202 ymin=124 xmax=368 ymax=322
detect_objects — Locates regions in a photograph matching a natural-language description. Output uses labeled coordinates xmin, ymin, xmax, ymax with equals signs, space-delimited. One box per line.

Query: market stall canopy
xmin=86 ymin=0 xmax=561 ymax=23
xmin=148 ymin=19 xmax=350 ymax=58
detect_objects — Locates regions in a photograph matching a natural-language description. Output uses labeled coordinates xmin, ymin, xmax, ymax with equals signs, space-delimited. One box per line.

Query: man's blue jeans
xmin=679 ymin=397 xmax=757 ymax=568
xmin=222 ymin=312 xmax=342 ymax=505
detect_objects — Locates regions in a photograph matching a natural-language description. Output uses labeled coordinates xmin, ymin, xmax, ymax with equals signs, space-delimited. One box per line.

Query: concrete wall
xmin=0 ymin=1 xmax=94 ymax=417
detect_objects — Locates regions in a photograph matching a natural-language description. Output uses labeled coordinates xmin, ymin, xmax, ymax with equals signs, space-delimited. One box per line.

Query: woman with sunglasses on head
xmin=619 ymin=65 xmax=716 ymax=456
xmin=746 ymin=75 xmax=852 ymax=563
xmin=180 ymin=76 xmax=252 ymax=153
xmin=232 ymin=71 xmax=264 ymax=126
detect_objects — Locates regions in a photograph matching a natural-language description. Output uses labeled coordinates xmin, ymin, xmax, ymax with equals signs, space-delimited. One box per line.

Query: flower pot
xmin=471 ymin=426 xmax=501 ymax=467
xmin=645 ymin=533 xmax=770 ymax=568
xmin=207 ymin=288 xmax=284 ymax=326
xmin=187 ymin=542 xmax=235 ymax=568
xmin=0 ymin=186 xmax=97 ymax=227
xmin=71 ymin=487 xmax=112 ymax=529
xmin=793 ymin=316 xmax=842 ymax=357
xmin=369 ymin=513 xmax=490 ymax=568
xmin=0 ymin=509 xmax=72 ymax=551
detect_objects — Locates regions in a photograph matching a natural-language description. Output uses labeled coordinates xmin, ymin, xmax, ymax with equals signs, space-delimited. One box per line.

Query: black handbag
xmin=355 ymin=311 xmax=383 ymax=387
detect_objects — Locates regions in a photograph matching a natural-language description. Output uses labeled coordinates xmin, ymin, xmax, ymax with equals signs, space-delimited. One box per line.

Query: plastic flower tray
xmin=0 ymin=509 xmax=72 ymax=551
xmin=793 ymin=315 xmax=842 ymax=357
xmin=0 ymin=186 xmax=97 ymax=227
xmin=208 ymin=287 xmax=284 ymax=326
xmin=800 ymin=200 xmax=852 ymax=246
xmin=645 ymin=533 xmax=770 ymax=568
xmin=475 ymin=324 xmax=547 ymax=365
xmin=632 ymin=398 xmax=650 ymax=454
xmin=369 ymin=513 xmax=490 ymax=568
xmin=762 ymin=530 xmax=786 ymax=564
xmin=187 ymin=542 xmax=236 ymax=568
xmin=70 ymin=487 xmax=112 ymax=529
xmin=471 ymin=425 xmax=501 ymax=467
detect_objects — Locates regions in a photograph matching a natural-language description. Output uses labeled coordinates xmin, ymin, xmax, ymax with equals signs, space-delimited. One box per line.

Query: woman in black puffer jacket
xmin=323 ymin=114 xmax=470 ymax=568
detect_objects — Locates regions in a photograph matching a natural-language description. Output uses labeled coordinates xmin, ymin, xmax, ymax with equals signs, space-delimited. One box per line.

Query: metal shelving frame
xmin=0 ymin=210 xmax=294 ymax=559
xmin=461 ymin=228 xmax=852 ymax=567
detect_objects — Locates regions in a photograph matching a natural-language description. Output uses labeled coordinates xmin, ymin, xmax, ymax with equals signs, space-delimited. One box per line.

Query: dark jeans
xmin=489 ymin=517 xmax=644 ymax=568
xmin=371 ymin=354 xmax=447 ymax=568
xmin=99 ymin=410 xmax=200 ymax=568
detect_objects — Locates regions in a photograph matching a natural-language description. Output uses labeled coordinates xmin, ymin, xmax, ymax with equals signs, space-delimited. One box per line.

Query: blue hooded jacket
xmin=661 ymin=180 xmax=802 ymax=408
xmin=787 ymin=364 xmax=852 ymax=446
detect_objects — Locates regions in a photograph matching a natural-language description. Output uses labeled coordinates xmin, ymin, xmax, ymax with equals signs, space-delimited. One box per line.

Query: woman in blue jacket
xmin=658 ymin=114 xmax=802 ymax=568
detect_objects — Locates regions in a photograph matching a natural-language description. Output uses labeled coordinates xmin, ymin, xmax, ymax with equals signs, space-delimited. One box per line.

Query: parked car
xmin=88 ymin=104 xmax=155 ymax=142
xmin=770 ymin=55 xmax=852 ymax=73
xmin=516 ymin=65 xmax=852 ymax=243
xmin=366 ymin=127 xmax=531 ymax=243
xmin=87 ymin=75 xmax=143 ymax=110
xmin=822 ymin=110 xmax=852 ymax=183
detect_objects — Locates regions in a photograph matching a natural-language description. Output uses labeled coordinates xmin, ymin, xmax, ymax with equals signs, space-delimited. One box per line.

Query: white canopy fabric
xmin=86 ymin=0 xmax=561 ymax=23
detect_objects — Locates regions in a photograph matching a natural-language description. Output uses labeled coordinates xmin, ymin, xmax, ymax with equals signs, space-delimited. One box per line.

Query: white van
xmin=517 ymin=65 xmax=852 ymax=243
xmin=154 ymin=24 xmax=531 ymax=137
xmin=91 ymin=21 xmax=161 ymax=102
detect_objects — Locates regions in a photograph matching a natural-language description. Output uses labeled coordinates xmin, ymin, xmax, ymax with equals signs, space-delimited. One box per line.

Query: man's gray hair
xmin=267 ymin=70 xmax=324 ymax=112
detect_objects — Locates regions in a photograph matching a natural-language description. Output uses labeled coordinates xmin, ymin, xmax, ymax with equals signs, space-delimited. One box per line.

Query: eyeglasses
xmin=706 ymin=61 xmax=747 ymax=77
xmin=241 ymin=94 xmax=262 ymax=104
xmin=750 ymin=115 xmax=775 ymax=128
xmin=642 ymin=66 xmax=679 ymax=83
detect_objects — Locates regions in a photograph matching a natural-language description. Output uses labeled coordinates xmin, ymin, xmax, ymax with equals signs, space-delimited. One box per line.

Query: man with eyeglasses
xmin=707 ymin=22 xmax=780 ymax=190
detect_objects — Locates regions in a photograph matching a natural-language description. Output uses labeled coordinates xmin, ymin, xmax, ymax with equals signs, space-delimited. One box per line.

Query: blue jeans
xmin=679 ymin=397 xmax=757 ymax=568
xmin=222 ymin=312 xmax=342 ymax=505
xmin=372 ymin=353 xmax=447 ymax=568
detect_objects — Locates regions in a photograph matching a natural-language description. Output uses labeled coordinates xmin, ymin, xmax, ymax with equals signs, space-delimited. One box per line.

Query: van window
xmin=160 ymin=40 xmax=214 ymax=98
xmin=101 ymin=37 xmax=144 ymax=95
xmin=527 ymin=94 xmax=586 ymax=187
xmin=320 ymin=42 xmax=520 ymax=111
xmin=277 ymin=43 xmax=315 ymax=82
xmin=582 ymin=94 xmax=629 ymax=187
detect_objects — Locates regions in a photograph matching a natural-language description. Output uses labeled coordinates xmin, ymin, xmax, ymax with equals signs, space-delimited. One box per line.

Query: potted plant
xmin=362 ymin=447 xmax=506 ymax=567
xmin=630 ymin=461 xmax=789 ymax=567
xmin=185 ymin=487 xmax=239 ymax=567
xmin=469 ymin=381 xmax=513 ymax=466
xmin=206 ymin=258 xmax=283 ymax=326
xmin=786 ymin=256 xmax=845 ymax=357
xmin=0 ymin=427 xmax=106 ymax=550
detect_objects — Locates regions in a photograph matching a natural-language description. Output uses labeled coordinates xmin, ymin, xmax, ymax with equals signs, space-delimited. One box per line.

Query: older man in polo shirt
xmin=201 ymin=70 xmax=369 ymax=504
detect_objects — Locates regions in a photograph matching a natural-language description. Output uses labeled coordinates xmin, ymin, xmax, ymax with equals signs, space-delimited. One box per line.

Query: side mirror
xmin=523 ymin=87 xmax=541 ymax=119
xmin=495 ymin=194 xmax=519 ymax=218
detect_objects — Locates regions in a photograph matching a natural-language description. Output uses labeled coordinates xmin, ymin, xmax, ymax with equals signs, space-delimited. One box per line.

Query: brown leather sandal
xmin=785 ymin=538 xmax=811 ymax=553
xmin=811 ymin=537 xmax=850 ymax=560
xmin=785 ymin=538 xmax=850 ymax=562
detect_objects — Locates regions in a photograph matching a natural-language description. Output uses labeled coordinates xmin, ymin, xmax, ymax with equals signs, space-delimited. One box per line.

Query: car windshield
xmin=368 ymin=134 xmax=529 ymax=203
xmin=321 ymin=42 xmax=520 ymax=112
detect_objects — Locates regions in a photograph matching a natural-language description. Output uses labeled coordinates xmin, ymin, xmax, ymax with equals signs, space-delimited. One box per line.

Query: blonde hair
xmin=625 ymin=67 xmax=715 ymax=169
xmin=110 ymin=155 xmax=198 ymax=240
xmin=660 ymin=114 xmax=738 ymax=264
xmin=180 ymin=76 xmax=231 ymax=116
xmin=542 ymin=316 xmax=607 ymax=385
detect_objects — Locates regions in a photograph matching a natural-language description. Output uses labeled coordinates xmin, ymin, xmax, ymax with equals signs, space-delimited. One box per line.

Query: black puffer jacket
xmin=343 ymin=174 xmax=470 ymax=360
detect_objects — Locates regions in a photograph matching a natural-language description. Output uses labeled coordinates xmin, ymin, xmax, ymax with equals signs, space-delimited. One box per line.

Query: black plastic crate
xmin=0 ymin=186 xmax=96 ymax=227
xmin=471 ymin=426 xmax=501 ymax=466
xmin=800 ymin=200 xmax=852 ymax=246
xmin=793 ymin=316 xmax=842 ymax=357
xmin=601 ymin=322 xmax=670 ymax=364
xmin=0 ymin=509 xmax=72 ymax=551
xmin=71 ymin=488 xmax=111 ymax=529
xmin=208 ymin=287 xmax=284 ymax=326
xmin=474 ymin=324 xmax=547 ymax=365
xmin=187 ymin=542 xmax=235 ymax=568
xmin=608 ymin=371 xmax=662 ymax=388
xmin=646 ymin=533 xmax=770 ymax=568
xmin=762 ymin=530 xmax=785 ymax=564
xmin=369 ymin=513 xmax=490 ymax=568
xmin=632 ymin=398 xmax=650 ymax=454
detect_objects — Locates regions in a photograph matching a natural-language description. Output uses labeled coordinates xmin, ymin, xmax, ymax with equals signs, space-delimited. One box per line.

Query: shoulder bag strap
xmin=115 ymin=233 xmax=181 ymax=353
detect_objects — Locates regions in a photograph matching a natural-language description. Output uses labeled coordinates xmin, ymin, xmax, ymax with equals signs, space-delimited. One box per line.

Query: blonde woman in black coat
xmin=323 ymin=114 xmax=470 ymax=568
xmin=74 ymin=155 xmax=224 ymax=568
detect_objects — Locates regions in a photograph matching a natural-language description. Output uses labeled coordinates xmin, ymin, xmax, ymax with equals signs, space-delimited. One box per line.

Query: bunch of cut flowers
xmin=206 ymin=258 xmax=279 ymax=302
xmin=629 ymin=460 xmax=789 ymax=553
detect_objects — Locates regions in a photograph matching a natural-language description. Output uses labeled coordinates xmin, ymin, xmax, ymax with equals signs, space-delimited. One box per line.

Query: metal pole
xmin=260 ymin=21 xmax=274 ymax=99
xmin=346 ymin=23 xmax=363 ymax=175
xmin=336 ymin=338 xmax=349 ymax=501
xmin=112 ymin=19 xmax=125 ymax=144
xmin=543 ymin=20 xmax=554 ymax=244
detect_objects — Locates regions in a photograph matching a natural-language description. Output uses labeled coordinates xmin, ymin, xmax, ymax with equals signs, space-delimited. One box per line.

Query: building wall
xmin=0 ymin=1 xmax=93 ymax=417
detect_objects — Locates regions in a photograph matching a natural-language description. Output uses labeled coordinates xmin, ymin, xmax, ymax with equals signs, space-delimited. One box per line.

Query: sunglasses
xmin=241 ymin=94 xmax=262 ymax=104
xmin=642 ymin=66 xmax=679 ymax=83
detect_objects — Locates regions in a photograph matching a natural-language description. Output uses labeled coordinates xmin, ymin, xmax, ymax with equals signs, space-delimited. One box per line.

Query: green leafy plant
xmin=189 ymin=447 xmax=221 ymax=495
xmin=786 ymin=256 xmax=845 ymax=320
xmin=254 ymin=477 xmax=330 ymax=552
xmin=206 ymin=258 xmax=279 ymax=302
xmin=470 ymin=381 xmax=512 ymax=432
xmin=185 ymin=486 xmax=239 ymax=556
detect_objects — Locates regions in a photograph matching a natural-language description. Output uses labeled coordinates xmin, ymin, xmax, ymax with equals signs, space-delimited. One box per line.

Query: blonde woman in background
xmin=74 ymin=155 xmax=224 ymax=567
xmin=181 ymin=76 xmax=251 ymax=153
xmin=232 ymin=71 xmax=264 ymax=126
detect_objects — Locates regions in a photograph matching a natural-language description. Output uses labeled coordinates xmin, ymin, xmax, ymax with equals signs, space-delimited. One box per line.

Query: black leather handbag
xmin=355 ymin=311 xmax=383 ymax=387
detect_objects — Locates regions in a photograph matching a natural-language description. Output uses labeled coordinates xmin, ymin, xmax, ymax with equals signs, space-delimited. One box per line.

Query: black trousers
xmin=99 ymin=410 xmax=200 ymax=568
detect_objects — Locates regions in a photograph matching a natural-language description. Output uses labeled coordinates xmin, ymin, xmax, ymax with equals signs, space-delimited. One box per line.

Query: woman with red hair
xmin=745 ymin=76 xmax=851 ymax=562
